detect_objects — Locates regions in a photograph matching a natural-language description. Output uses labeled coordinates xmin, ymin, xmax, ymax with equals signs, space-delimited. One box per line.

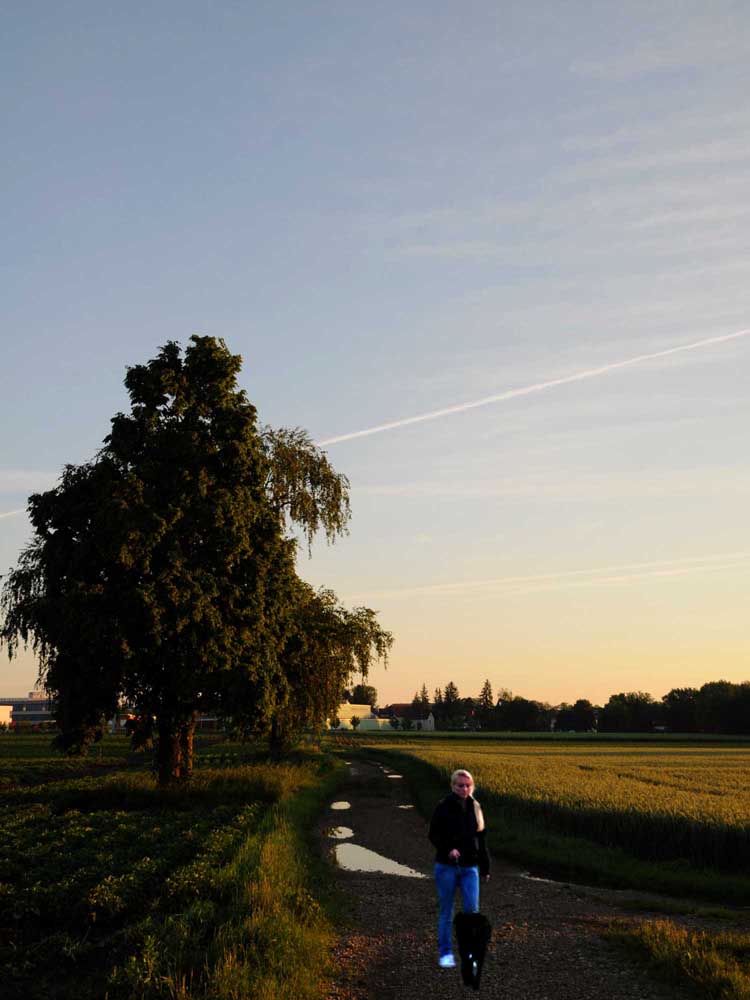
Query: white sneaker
xmin=438 ymin=954 xmax=456 ymax=968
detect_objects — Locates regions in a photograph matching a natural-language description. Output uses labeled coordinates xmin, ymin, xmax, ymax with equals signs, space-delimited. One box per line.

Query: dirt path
xmin=320 ymin=759 xmax=690 ymax=1000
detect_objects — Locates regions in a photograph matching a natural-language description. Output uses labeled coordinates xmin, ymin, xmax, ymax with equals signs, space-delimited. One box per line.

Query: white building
xmin=329 ymin=703 xmax=394 ymax=732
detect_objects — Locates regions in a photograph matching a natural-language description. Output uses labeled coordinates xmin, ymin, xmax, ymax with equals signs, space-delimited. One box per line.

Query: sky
xmin=2 ymin=1 xmax=749 ymax=707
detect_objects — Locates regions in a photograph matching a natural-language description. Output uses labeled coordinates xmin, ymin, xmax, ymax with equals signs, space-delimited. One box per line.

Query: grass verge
xmin=605 ymin=919 xmax=750 ymax=999
xmin=106 ymin=753 xmax=345 ymax=999
xmin=2 ymin=737 xmax=346 ymax=1000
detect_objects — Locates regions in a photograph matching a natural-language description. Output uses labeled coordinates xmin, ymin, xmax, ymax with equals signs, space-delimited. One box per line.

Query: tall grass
xmin=606 ymin=920 xmax=750 ymax=999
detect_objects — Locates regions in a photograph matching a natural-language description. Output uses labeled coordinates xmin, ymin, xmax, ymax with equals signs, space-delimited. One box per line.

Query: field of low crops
xmin=0 ymin=734 xmax=337 ymax=1000
xmin=360 ymin=738 xmax=750 ymax=897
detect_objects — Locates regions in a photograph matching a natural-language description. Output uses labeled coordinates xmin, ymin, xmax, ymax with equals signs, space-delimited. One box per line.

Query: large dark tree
xmin=661 ymin=687 xmax=699 ymax=733
xmin=496 ymin=695 xmax=553 ymax=732
xmin=1 ymin=337 xmax=382 ymax=782
xmin=598 ymin=691 xmax=659 ymax=733
xmin=556 ymin=698 xmax=596 ymax=732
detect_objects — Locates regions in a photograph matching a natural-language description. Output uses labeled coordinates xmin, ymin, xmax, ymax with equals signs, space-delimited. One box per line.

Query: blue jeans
xmin=434 ymin=862 xmax=480 ymax=957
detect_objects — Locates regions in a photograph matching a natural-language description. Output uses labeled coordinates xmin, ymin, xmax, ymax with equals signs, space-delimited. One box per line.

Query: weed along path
xmin=319 ymin=759 xmax=688 ymax=1000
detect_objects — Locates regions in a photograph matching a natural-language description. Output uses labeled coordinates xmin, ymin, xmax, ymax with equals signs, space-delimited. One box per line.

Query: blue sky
xmin=2 ymin=1 xmax=749 ymax=705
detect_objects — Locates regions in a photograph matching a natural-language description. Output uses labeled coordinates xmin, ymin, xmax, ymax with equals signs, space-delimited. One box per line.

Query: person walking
xmin=428 ymin=768 xmax=490 ymax=968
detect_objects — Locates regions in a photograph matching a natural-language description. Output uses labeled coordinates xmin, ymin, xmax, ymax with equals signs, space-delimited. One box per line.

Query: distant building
xmin=379 ymin=703 xmax=435 ymax=732
xmin=0 ymin=691 xmax=55 ymax=727
xmin=109 ymin=705 xmax=222 ymax=733
xmin=329 ymin=702 xmax=394 ymax=731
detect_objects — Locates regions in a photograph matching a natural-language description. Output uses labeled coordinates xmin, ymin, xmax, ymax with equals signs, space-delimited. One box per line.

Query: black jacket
xmin=429 ymin=792 xmax=490 ymax=876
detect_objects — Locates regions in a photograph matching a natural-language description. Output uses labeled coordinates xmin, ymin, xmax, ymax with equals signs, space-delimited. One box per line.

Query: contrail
xmin=0 ymin=509 xmax=24 ymax=521
xmin=318 ymin=328 xmax=750 ymax=446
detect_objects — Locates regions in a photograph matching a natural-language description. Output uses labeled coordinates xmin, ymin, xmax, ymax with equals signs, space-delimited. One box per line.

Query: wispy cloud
xmin=355 ymin=469 xmax=750 ymax=502
xmin=394 ymin=240 xmax=512 ymax=260
xmin=563 ymin=136 xmax=750 ymax=182
xmin=570 ymin=17 xmax=750 ymax=79
xmin=318 ymin=329 xmax=750 ymax=446
xmin=346 ymin=552 xmax=750 ymax=602
xmin=562 ymin=108 xmax=750 ymax=154
xmin=627 ymin=203 xmax=750 ymax=231
xmin=0 ymin=470 xmax=57 ymax=495
xmin=0 ymin=509 xmax=25 ymax=521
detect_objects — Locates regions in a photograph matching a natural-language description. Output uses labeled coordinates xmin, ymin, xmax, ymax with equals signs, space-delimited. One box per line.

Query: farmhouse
xmin=379 ymin=703 xmax=435 ymax=732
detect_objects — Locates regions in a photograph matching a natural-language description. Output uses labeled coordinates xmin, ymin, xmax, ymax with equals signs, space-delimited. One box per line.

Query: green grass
xmin=615 ymin=898 xmax=745 ymax=922
xmin=606 ymin=919 xmax=750 ymax=999
xmin=1 ymin=733 xmax=344 ymax=999
xmin=326 ymin=730 xmax=750 ymax=744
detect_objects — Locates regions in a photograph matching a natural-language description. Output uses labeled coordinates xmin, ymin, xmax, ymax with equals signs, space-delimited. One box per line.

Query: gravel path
xmin=320 ymin=759 xmax=690 ymax=1000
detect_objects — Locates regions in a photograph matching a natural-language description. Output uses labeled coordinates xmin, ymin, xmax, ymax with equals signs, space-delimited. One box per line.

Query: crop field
xmin=358 ymin=737 xmax=750 ymax=900
xmin=0 ymin=734 xmax=337 ymax=1000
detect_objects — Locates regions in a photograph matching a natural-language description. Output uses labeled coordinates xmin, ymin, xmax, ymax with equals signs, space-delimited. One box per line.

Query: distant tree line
xmin=407 ymin=678 xmax=750 ymax=734
xmin=599 ymin=682 xmax=750 ymax=734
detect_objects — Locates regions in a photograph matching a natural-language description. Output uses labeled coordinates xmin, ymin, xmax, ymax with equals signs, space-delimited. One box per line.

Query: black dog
xmin=454 ymin=911 xmax=492 ymax=990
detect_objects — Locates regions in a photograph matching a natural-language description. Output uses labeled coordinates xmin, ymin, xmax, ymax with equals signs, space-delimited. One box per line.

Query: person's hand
xmin=449 ymin=848 xmax=460 ymax=861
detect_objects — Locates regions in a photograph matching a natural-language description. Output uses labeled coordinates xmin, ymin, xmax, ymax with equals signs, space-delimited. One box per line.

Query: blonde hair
xmin=450 ymin=769 xmax=484 ymax=831
xmin=451 ymin=768 xmax=474 ymax=787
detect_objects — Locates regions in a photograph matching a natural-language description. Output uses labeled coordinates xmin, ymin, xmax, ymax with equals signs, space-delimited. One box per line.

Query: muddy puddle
xmin=334 ymin=843 xmax=427 ymax=878
xmin=328 ymin=826 xmax=354 ymax=840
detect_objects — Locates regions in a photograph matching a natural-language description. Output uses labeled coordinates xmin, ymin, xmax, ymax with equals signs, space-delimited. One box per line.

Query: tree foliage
xmin=477 ymin=679 xmax=494 ymax=728
xmin=349 ymin=683 xmax=379 ymax=708
xmin=260 ymin=426 xmax=350 ymax=550
xmin=230 ymin=583 xmax=391 ymax=753
xmin=556 ymin=698 xmax=596 ymax=732
xmin=598 ymin=691 xmax=658 ymax=733
xmin=1 ymin=337 xmax=390 ymax=780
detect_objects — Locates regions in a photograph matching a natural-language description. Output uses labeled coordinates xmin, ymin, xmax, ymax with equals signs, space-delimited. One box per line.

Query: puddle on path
xmin=331 ymin=801 xmax=351 ymax=810
xmin=327 ymin=826 xmax=354 ymax=839
xmin=398 ymin=804 xmax=414 ymax=810
xmin=334 ymin=843 xmax=427 ymax=878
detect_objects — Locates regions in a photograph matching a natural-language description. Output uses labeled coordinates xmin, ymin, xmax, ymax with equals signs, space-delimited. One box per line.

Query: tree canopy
xmin=1 ymin=337 xmax=391 ymax=780
xmin=348 ymin=683 xmax=379 ymax=708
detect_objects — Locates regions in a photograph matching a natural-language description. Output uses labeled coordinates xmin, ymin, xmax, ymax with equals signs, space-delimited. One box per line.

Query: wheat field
xmin=382 ymin=741 xmax=750 ymax=870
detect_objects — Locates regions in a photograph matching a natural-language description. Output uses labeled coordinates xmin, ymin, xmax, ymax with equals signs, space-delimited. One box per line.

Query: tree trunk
xmin=157 ymin=716 xmax=182 ymax=785
xmin=269 ymin=717 xmax=284 ymax=760
xmin=179 ymin=714 xmax=197 ymax=778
